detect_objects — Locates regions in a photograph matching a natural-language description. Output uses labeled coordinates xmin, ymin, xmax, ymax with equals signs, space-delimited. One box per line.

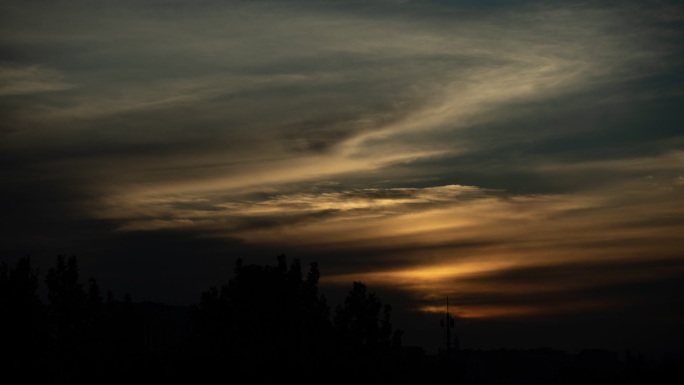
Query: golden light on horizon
xmin=325 ymin=259 xmax=518 ymax=288
xmin=418 ymin=299 xmax=620 ymax=319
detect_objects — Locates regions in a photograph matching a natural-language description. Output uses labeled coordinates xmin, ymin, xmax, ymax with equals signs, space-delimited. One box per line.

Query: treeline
xmin=2 ymin=255 xmax=172 ymax=383
xmin=4 ymin=255 xmax=680 ymax=384
xmin=1 ymin=254 xmax=431 ymax=384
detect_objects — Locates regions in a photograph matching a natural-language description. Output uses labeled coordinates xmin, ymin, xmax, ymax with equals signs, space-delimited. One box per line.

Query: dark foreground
xmin=3 ymin=254 xmax=682 ymax=384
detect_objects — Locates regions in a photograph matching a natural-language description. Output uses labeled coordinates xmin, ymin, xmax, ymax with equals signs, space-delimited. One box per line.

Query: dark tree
xmin=1 ymin=254 xmax=423 ymax=383
xmin=41 ymin=255 xmax=151 ymax=384
xmin=187 ymin=255 xmax=337 ymax=383
xmin=334 ymin=281 xmax=394 ymax=350
xmin=0 ymin=256 xmax=48 ymax=377
xmin=333 ymin=281 xmax=404 ymax=381
xmin=45 ymin=255 xmax=87 ymax=335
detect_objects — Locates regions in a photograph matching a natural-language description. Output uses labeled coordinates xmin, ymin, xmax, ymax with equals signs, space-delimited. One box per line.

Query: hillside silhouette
xmin=1 ymin=254 xmax=682 ymax=384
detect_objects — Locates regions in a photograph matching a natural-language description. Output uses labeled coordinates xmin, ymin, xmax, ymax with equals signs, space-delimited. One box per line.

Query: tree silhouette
xmin=7 ymin=252 xmax=679 ymax=384
xmin=334 ymin=281 xmax=394 ymax=349
xmin=43 ymin=255 xmax=98 ymax=382
xmin=333 ymin=281 xmax=405 ymax=381
xmin=0 ymin=256 xmax=48 ymax=378
xmin=32 ymin=254 xmax=151 ymax=384
xmin=45 ymin=255 xmax=87 ymax=337
xmin=2 ymin=254 xmax=414 ymax=382
xmin=187 ymin=254 xmax=337 ymax=382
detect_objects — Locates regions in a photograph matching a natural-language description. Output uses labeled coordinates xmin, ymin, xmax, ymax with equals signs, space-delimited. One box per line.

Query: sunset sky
xmin=2 ymin=0 xmax=683 ymax=357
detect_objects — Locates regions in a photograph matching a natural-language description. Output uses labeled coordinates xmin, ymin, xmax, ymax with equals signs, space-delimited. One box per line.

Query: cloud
xmin=257 ymin=179 xmax=684 ymax=319
xmin=0 ymin=64 xmax=73 ymax=96
xmin=98 ymin=184 xmax=492 ymax=232
xmin=4 ymin=0 xmax=666 ymax=207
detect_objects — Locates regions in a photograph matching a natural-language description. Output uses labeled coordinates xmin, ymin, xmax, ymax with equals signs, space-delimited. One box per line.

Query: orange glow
xmin=326 ymin=259 xmax=518 ymax=286
xmin=419 ymin=304 xmax=542 ymax=318
xmin=418 ymin=299 xmax=620 ymax=319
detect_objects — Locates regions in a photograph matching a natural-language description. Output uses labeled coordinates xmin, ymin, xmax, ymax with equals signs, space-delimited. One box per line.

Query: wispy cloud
xmin=1 ymin=0 xmax=683 ymax=334
xmin=192 ymin=177 xmax=682 ymax=319
xmin=0 ymin=64 xmax=73 ymax=96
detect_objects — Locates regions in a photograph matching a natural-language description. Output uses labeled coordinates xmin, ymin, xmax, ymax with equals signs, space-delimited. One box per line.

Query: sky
xmin=2 ymin=0 xmax=684 ymax=357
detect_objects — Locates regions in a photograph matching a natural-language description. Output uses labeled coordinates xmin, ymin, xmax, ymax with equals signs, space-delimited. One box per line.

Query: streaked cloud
xmin=1 ymin=0 xmax=683 ymax=355
xmin=0 ymin=64 xmax=73 ymax=96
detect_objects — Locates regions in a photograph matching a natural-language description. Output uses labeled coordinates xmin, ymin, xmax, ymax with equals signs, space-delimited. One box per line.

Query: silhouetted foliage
xmin=2 ymin=253 xmax=681 ymax=384
xmin=332 ymin=280 xmax=405 ymax=380
xmin=0 ymin=255 xmax=155 ymax=384
xmin=0 ymin=256 xmax=47 ymax=377
xmin=184 ymin=255 xmax=416 ymax=383
xmin=187 ymin=254 xmax=339 ymax=382
xmin=334 ymin=281 xmax=394 ymax=348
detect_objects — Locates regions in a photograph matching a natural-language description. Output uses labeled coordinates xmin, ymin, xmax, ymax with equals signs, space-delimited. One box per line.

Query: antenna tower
xmin=440 ymin=296 xmax=455 ymax=355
